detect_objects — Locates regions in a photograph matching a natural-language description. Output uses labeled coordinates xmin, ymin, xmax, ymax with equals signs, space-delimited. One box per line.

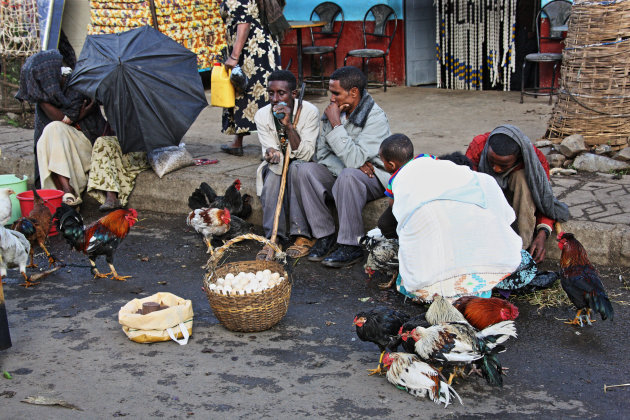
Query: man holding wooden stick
xmin=254 ymin=70 xmax=320 ymax=260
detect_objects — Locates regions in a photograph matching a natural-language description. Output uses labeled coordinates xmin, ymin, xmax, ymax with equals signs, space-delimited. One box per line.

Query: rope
xmin=559 ymin=88 xmax=630 ymax=117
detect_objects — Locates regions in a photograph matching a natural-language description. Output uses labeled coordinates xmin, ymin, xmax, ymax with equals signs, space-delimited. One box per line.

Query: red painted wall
xmin=280 ymin=20 xmax=405 ymax=86
xmin=538 ymin=18 xmax=565 ymax=90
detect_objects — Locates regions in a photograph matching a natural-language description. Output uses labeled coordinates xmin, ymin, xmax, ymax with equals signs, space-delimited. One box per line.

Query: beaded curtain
xmin=435 ymin=0 xmax=516 ymax=90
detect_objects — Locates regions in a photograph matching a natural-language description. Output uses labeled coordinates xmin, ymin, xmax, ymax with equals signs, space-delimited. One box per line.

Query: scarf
xmin=478 ymin=124 xmax=570 ymax=222
xmin=256 ymin=0 xmax=290 ymax=41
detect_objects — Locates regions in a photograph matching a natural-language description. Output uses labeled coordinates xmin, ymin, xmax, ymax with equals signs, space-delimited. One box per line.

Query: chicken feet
xmin=26 ymin=243 xmax=57 ymax=269
xmin=565 ymin=309 xmax=595 ymax=327
xmin=378 ymin=271 xmax=399 ymax=290
xmin=367 ymin=351 xmax=386 ymax=376
xmin=90 ymin=261 xmax=131 ymax=281
xmin=19 ymin=271 xmax=39 ymax=288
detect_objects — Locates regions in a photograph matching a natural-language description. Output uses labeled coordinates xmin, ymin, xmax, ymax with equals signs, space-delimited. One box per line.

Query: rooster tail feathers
xmin=590 ymin=292 xmax=614 ymax=321
xmin=438 ymin=381 xmax=463 ymax=407
xmin=477 ymin=320 xmax=517 ymax=345
xmin=32 ymin=188 xmax=43 ymax=203
xmin=200 ymin=182 xmax=217 ymax=203
xmin=480 ymin=354 xmax=503 ymax=387
xmin=53 ymin=203 xmax=85 ymax=247
xmin=12 ymin=217 xmax=37 ymax=237
xmin=188 ymin=188 xmax=208 ymax=210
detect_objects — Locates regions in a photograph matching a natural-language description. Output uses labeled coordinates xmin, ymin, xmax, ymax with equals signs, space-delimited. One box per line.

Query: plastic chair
xmin=520 ymin=0 xmax=572 ymax=104
xmin=344 ymin=4 xmax=397 ymax=92
xmin=302 ymin=2 xmax=344 ymax=89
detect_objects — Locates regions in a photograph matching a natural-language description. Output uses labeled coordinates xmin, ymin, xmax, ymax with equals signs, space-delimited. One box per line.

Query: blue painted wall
xmin=284 ymin=0 xmax=404 ymax=21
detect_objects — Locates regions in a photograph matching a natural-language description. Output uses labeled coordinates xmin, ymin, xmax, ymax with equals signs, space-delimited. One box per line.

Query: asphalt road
xmin=0 ymin=209 xmax=629 ymax=418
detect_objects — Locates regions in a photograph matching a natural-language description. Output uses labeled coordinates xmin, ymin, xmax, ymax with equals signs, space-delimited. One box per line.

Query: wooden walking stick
xmin=0 ymin=279 xmax=11 ymax=350
xmin=264 ymin=83 xmax=306 ymax=261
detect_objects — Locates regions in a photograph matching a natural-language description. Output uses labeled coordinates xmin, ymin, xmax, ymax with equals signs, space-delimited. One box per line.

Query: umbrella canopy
xmin=68 ymin=26 xmax=208 ymax=153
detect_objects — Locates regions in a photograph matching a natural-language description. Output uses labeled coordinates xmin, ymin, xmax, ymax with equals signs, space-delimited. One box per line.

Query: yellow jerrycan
xmin=210 ymin=63 xmax=235 ymax=108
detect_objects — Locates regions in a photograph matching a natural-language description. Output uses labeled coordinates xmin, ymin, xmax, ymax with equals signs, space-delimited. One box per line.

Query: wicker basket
xmin=203 ymin=234 xmax=290 ymax=332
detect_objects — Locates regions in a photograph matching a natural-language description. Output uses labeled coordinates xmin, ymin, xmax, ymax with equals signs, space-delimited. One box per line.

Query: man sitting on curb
xmin=465 ymin=124 xmax=570 ymax=263
xmin=253 ymin=70 xmax=320 ymax=260
xmin=290 ymin=66 xmax=392 ymax=268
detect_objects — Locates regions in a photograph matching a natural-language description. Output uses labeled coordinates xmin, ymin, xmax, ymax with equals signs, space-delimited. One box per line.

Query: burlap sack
xmin=118 ymin=292 xmax=193 ymax=344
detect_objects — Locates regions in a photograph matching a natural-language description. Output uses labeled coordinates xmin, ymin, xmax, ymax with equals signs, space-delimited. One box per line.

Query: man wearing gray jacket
xmin=290 ymin=66 xmax=392 ymax=268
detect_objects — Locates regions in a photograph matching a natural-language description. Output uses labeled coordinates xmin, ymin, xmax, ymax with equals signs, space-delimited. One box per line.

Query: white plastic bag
xmin=148 ymin=144 xmax=194 ymax=178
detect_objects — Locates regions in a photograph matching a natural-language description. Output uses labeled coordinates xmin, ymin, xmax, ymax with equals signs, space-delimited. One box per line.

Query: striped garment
xmin=384 ymin=153 xmax=436 ymax=199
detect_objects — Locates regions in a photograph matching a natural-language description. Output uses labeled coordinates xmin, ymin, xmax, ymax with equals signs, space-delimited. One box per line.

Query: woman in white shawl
xmin=392 ymin=156 xmax=532 ymax=302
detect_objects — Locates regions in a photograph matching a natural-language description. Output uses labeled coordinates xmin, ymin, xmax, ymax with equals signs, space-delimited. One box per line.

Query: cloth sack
xmin=118 ymin=292 xmax=193 ymax=344
xmin=147 ymin=144 xmax=194 ymax=178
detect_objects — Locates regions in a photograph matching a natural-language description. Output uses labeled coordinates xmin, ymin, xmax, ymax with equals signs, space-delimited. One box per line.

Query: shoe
xmin=99 ymin=199 xmax=123 ymax=212
xmin=307 ymin=234 xmax=336 ymax=262
xmin=220 ymin=144 xmax=244 ymax=156
xmin=321 ymin=245 xmax=363 ymax=268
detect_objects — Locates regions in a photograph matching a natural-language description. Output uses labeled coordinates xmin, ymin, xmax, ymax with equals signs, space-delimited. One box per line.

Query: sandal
xmin=286 ymin=236 xmax=316 ymax=258
xmin=62 ymin=192 xmax=82 ymax=207
xmin=256 ymin=244 xmax=276 ymax=261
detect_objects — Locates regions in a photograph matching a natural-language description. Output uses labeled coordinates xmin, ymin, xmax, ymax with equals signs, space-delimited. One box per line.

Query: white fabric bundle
xmin=392 ymin=157 xmax=522 ymax=300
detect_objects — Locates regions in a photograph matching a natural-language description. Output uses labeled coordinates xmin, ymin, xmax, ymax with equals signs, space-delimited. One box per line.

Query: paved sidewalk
xmin=1 ymin=87 xmax=629 ymax=265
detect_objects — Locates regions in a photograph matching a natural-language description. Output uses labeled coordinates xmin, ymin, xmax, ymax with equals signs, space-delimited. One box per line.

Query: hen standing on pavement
xmin=186 ymin=207 xmax=231 ymax=252
xmin=0 ymin=225 xmax=31 ymax=287
xmin=12 ymin=189 xmax=56 ymax=268
xmin=353 ymin=307 xmax=410 ymax=375
xmin=54 ymin=203 xmax=138 ymax=281
xmin=558 ymin=232 xmax=614 ymax=327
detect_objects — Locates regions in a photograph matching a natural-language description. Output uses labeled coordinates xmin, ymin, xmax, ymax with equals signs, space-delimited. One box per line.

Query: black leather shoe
xmin=220 ymin=144 xmax=244 ymax=156
xmin=307 ymin=234 xmax=336 ymax=262
xmin=321 ymin=245 xmax=363 ymax=268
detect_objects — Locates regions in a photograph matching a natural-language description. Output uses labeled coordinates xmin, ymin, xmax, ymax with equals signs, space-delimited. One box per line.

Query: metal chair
xmin=302 ymin=2 xmax=344 ymax=89
xmin=520 ymin=0 xmax=572 ymax=104
xmin=344 ymin=4 xmax=397 ymax=92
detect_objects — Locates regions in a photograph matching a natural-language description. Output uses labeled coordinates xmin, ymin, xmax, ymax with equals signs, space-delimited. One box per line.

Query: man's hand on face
xmin=264 ymin=147 xmax=282 ymax=164
xmin=359 ymin=161 xmax=375 ymax=178
xmin=528 ymin=229 xmax=548 ymax=264
xmin=325 ymin=102 xmax=349 ymax=128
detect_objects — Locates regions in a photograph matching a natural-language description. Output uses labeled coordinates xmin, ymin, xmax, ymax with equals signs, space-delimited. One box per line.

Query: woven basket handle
xmin=205 ymin=233 xmax=285 ymax=270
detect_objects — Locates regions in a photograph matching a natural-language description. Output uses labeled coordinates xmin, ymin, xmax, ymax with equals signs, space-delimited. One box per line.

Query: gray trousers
xmin=260 ymin=162 xmax=310 ymax=240
xmin=291 ymin=162 xmax=384 ymax=246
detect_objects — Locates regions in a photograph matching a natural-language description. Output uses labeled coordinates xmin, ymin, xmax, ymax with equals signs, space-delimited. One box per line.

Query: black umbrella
xmin=68 ymin=26 xmax=208 ymax=153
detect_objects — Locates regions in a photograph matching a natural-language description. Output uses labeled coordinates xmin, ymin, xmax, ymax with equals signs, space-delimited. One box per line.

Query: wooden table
xmin=288 ymin=21 xmax=326 ymax=87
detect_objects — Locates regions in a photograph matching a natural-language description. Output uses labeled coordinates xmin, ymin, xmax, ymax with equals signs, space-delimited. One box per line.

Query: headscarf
xmin=478 ymin=124 xmax=570 ymax=222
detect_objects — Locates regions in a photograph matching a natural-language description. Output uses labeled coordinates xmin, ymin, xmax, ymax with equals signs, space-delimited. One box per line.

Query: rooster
xmin=0 ymin=225 xmax=30 ymax=286
xmin=12 ymin=189 xmax=56 ymax=268
xmin=401 ymin=320 xmax=516 ymax=387
xmin=186 ymin=207 xmax=231 ymax=252
xmin=452 ymin=296 xmax=519 ymax=330
xmin=425 ymin=294 xmax=468 ymax=325
xmin=557 ymin=232 xmax=614 ymax=327
xmin=358 ymin=228 xmax=399 ymax=290
xmin=188 ymin=180 xmax=252 ymax=219
xmin=353 ymin=307 xmax=409 ymax=375
xmin=382 ymin=352 xmax=462 ymax=407
xmin=54 ymin=204 xmax=138 ymax=281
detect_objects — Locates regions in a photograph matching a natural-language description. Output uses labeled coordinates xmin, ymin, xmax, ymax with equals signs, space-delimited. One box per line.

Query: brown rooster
xmin=452 ymin=296 xmax=519 ymax=330
xmin=12 ymin=189 xmax=56 ymax=269
xmin=558 ymin=232 xmax=614 ymax=327
xmin=54 ymin=204 xmax=138 ymax=281
xmin=186 ymin=207 xmax=231 ymax=252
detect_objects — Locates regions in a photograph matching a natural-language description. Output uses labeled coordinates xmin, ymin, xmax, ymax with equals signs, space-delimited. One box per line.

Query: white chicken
xmin=0 ymin=225 xmax=31 ymax=286
xmin=186 ymin=207 xmax=231 ymax=252
xmin=382 ymin=352 xmax=462 ymax=407
xmin=0 ymin=188 xmax=15 ymax=226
